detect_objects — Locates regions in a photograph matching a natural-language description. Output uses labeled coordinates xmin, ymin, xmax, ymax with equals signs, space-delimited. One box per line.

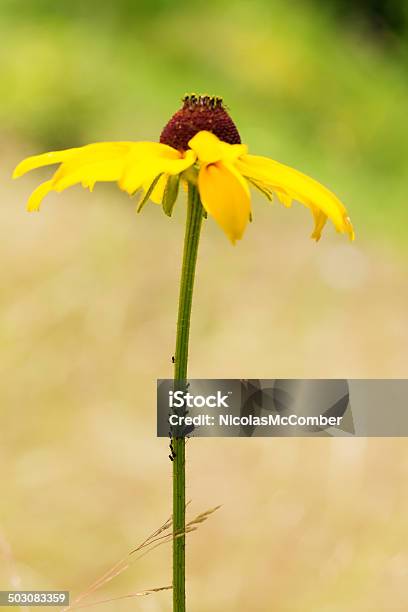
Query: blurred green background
xmin=1 ymin=1 xmax=408 ymax=611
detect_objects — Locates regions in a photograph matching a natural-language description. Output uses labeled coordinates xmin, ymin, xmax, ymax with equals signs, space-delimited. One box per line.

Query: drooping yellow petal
xmin=13 ymin=151 xmax=74 ymax=178
xmin=188 ymin=131 xmax=247 ymax=165
xmin=188 ymin=131 xmax=224 ymax=164
xmin=13 ymin=142 xmax=133 ymax=178
xmin=198 ymin=161 xmax=251 ymax=244
xmin=27 ymin=180 xmax=55 ymax=212
xmin=237 ymin=154 xmax=354 ymax=239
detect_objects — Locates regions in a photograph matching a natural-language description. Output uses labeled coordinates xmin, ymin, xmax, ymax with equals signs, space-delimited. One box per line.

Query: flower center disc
xmin=160 ymin=94 xmax=241 ymax=151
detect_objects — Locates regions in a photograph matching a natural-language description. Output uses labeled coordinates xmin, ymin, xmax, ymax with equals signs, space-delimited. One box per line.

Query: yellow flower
xmin=13 ymin=95 xmax=354 ymax=244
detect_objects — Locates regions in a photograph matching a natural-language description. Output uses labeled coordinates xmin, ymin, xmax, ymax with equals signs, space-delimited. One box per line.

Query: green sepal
xmin=136 ymin=174 xmax=163 ymax=213
xmin=246 ymin=177 xmax=273 ymax=201
xmin=162 ymin=174 xmax=180 ymax=217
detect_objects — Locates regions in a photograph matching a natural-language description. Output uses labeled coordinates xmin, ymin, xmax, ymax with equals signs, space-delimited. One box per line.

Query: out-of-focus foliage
xmin=320 ymin=0 xmax=408 ymax=37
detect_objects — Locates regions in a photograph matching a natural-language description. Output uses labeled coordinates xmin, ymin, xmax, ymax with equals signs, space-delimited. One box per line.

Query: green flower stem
xmin=173 ymin=183 xmax=203 ymax=612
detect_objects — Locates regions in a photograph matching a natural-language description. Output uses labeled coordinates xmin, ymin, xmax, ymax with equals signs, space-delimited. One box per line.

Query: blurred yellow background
xmin=1 ymin=1 xmax=408 ymax=610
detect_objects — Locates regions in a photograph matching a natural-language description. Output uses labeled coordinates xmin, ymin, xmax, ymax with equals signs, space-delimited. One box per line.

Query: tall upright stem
xmin=173 ymin=183 xmax=203 ymax=612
